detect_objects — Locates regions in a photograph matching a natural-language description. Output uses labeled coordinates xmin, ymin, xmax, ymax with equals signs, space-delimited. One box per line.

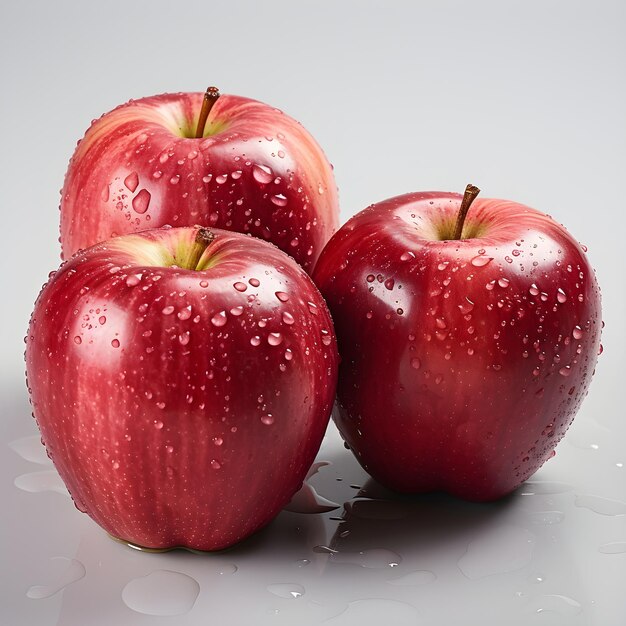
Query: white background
xmin=1 ymin=1 xmax=624 ymax=625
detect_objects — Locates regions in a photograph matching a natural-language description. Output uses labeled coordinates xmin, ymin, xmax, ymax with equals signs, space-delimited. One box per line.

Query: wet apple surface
xmin=60 ymin=90 xmax=339 ymax=274
xmin=25 ymin=227 xmax=339 ymax=550
xmin=314 ymin=190 xmax=602 ymax=500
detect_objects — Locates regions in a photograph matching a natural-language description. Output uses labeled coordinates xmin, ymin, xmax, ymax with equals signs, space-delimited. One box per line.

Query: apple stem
xmin=187 ymin=227 xmax=216 ymax=269
xmin=452 ymin=184 xmax=481 ymax=240
xmin=195 ymin=87 xmax=220 ymax=139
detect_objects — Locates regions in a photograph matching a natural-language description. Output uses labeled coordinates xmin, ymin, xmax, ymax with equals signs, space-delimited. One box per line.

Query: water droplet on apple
xmin=111 ymin=339 xmax=120 ymax=348
xmin=559 ymin=366 xmax=571 ymax=377
xmin=261 ymin=414 xmax=275 ymax=425
xmin=154 ymin=420 xmax=163 ymax=430
xmin=275 ymin=291 xmax=289 ymax=302
xmin=498 ymin=278 xmax=510 ymax=288
xmin=321 ymin=330 xmax=332 ymax=346
xmin=268 ymin=332 xmax=283 ymax=346
xmin=124 ymin=172 xmax=139 ymax=192
xmin=132 ymin=189 xmax=151 ymax=214
xmin=230 ymin=306 xmax=244 ymax=316
xmin=233 ymin=281 xmax=247 ymax=292
xmin=215 ymin=174 xmax=227 ymax=185
xmin=73 ymin=335 xmax=82 ymax=344
xmin=126 ymin=273 xmax=142 ymax=287
xmin=252 ymin=164 xmax=273 ymax=184
xmin=410 ymin=357 xmax=421 ymax=370
xmin=210 ymin=460 xmax=221 ymax=470
xmin=471 ymin=255 xmax=493 ymax=267
xmin=178 ymin=332 xmax=190 ymax=346
xmin=400 ymin=251 xmax=415 ymax=261
xmin=282 ymin=311 xmax=295 ymax=325
xmin=249 ymin=278 xmax=260 ymax=287
xmin=284 ymin=348 xmax=293 ymax=361
xmin=458 ymin=297 xmax=474 ymax=314
xmin=250 ymin=336 xmax=261 ymax=346
xmin=384 ymin=278 xmax=395 ymax=290
xmin=162 ymin=305 xmax=175 ymax=315
xmin=177 ymin=306 xmax=192 ymax=320
xmin=169 ymin=174 xmax=180 ymax=185
xmin=271 ymin=193 xmax=288 ymax=207
xmin=557 ymin=288 xmax=567 ymax=303
xmin=572 ymin=326 xmax=583 ymax=339
xmin=211 ymin=311 xmax=227 ymax=327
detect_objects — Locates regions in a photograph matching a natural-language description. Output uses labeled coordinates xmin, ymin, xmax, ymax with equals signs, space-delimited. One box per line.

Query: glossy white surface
xmin=1 ymin=1 xmax=625 ymax=624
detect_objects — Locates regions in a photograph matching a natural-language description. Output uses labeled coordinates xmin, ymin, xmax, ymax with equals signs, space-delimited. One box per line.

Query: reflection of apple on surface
xmin=314 ymin=186 xmax=602 ymax=501
xmin=60 ymin=87 xmax=339 ymax=274
xmin=25 ymin=226 xmax=338 ymax=550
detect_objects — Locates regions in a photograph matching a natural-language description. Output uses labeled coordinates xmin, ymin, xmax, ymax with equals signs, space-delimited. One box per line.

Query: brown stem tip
xmin=195 ymin=227 xmax=216 ymax=246
xmin=195 ymin=86 xmax=221 ymax=139
xmin=452 ymin=184 xmax=481 ymax=240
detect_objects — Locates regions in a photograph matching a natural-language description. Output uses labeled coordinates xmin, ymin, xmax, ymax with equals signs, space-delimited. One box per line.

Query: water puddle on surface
xmin=598 ymin=542 xmax=626 ymax=554
xmin=575 ymin=494 xmax=626 ymax=516
xmin=267 ymin=583 xmax=305 ymax=599
xmin=344 ymin=498 xmax=407 ymax=521
xmin=526 ymin=510 xmax=565 ymax=525
xmin=284 ymin=461 xmax=340 ymax=514
xmin=14 ymin=470 xmax=69 ymax=497
xmin=122 ymin=570 xmax=200 ymax=616
xmin=517 ymin=481 xmax=573 ymax=496
xmin=9 ymin=435 xmax=51 ymax=465
xmin=527 ymin=594 xmax=582 ymax=616
xmin=458 ymin=526 xmax=535 ymax=579
xmin=313 ymin=545 xmax=401 ymax=568
xmin=387 ymin=569 xmax=436 ymax=586
xmin=27 ymin=557 xmax=85 ymax=599
xmin=324 ymin=598 xmax=418 ymax=625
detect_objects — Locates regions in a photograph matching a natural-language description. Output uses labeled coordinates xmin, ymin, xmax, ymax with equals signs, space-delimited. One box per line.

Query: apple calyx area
xmin=194 ymin=86 xmax=221 ymax=138
xmin=450 ymin=183 xmax=481 ymax=240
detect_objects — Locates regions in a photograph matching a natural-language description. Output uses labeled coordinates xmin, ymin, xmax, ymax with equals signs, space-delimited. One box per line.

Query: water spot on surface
xmin=458 ymin=526 xmax=535 ymax=579
xmin=122 ymin=570 xmax=199 ymax=616
xmin=267 ymin=583 xmax=304 ymax=599
xmin=15 ymin=470 xmax=69 ymax=497
xmin=575 ymin=494 xmax=626 ymax=516
xmin=27 ymin=558 xmax=85 ymax=599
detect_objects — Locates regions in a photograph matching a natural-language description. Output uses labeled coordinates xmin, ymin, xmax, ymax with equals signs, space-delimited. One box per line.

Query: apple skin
xmin=60 ymin=92 xmax=339 ymax=273
xmin=313 ymin=192 xmax=602 ymax=501
xmin=25 ymin=227 xmax=338 ymax=550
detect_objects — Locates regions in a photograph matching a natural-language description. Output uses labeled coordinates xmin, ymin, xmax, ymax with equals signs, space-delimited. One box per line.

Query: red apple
xmin=25 ymin=226 xmax=338 ymax=550
xmin=60 ymin=88 xmax=339 ymax=273
xmin=313 ymin=187 xmax=602 ymax=501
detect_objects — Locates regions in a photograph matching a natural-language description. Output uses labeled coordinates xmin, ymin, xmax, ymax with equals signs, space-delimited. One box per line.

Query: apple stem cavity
xmin=195 ymin=86 xmax=221 ymax=139
xmin=186 ymin=227 xmax=216 ymax=270
xmin=452 ymin=184 xmax=481 ymax=240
